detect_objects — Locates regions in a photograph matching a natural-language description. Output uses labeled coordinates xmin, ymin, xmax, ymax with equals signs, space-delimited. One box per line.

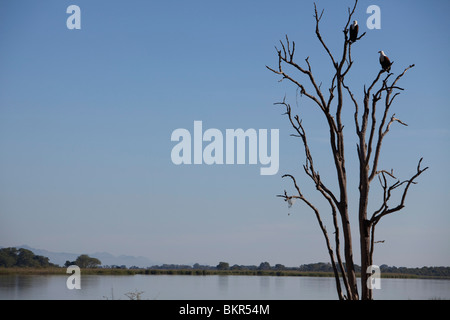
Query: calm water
xmin=0 ymin=274 xmax=449 ymax=300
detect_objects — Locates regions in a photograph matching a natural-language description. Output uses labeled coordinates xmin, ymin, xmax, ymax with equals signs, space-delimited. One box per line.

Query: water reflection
xmin=1 ymin=274 xmax=449 ymax=300
xmin=0 ymin=275 xmax=63 ymax=300
xmin=217 ymin=275 xmax=228 ymax=296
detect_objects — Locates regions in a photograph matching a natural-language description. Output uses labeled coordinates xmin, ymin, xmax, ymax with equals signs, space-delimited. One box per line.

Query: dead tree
xmin=267 ymin=0 xmax=428 ymax=300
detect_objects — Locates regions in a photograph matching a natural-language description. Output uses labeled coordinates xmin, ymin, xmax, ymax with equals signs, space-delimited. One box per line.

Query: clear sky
xmin=0 ymin=0 xmax=449 ymax=268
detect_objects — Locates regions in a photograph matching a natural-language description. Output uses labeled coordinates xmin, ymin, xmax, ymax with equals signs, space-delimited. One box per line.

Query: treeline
xmin=298 ymin=262 xmax=450 ymax=278
xmin=148 ymin=261 xmax=450 ymax=278
xmin=379 ymin=264 xmax=450 ymax=278
xmin=0 ymin=247 xmax=101 ymax=269
xmin=149 ymin=261 xmax=335 ymax=272
xmin=0 ymin=247 xmax=58 ymax=268
xmin=148 ymin=261 xmax=286 ymax=271
xmin=2 ymin=247 xmax=449 ymax=278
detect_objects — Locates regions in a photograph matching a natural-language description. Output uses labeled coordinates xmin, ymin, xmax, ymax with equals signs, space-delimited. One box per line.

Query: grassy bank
xmin=0 ymin=267 xmax=333 ymax=277
xmin=1 ymin=267 xmax=449 ymax=280
xmin=0 ymin=267 xmax=67 ymax=275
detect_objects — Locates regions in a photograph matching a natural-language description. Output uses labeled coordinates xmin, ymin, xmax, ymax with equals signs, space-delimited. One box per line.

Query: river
xmin=0 ymin=274 xmax=449 ymax=300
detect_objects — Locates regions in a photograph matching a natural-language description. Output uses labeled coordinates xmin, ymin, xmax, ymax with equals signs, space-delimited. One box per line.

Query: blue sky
xmin=0 ymin=0 xmax=449 ymax=268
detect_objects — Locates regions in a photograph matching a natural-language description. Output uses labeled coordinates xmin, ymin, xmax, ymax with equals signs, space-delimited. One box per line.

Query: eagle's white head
xmin=378 ymin=50 xmax=385 ymax=56
xmin=353 ymin=20 xmax=358 ymax=26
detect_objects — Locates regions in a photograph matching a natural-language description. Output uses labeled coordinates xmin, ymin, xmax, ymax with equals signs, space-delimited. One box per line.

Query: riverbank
xmin=1 ymin=267 xmax=449 ymax=280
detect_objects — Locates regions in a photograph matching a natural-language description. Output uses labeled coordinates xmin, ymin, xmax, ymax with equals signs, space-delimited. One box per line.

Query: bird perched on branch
xmin=349 ymin=20 xmax=358 ymax=43
xmin=378 ymin=50 xmax=392 ymax=72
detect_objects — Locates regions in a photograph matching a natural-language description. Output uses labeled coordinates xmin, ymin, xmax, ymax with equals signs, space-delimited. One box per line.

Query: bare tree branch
xmin=266 ymin=36 xmax=329 ymax=112
xmin=313 ymin=3 xmax=337 ymax=69
xmin=277 ymin=175 xmax=345 ymax=300
xmin=368 ymin=159 xmax=428 ymax=268
xmin=368 ymin=65 xmax=415 ymax=181
xmin=342 ymin=80 xmax=360 ymax=134
xmin=370 ymin=158 xmax=429 ymax=225
xmin=275 ymin=99 xmax=340 ymax=207
xmin=275 ymin=97 xmax=352 ymax=298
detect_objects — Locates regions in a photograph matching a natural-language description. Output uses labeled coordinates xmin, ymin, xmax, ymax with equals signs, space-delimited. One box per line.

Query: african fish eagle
xmin=349 ymin=20 xmax=358 ymax=43
xmin=378 ymin=50 xmax=392 ymax=72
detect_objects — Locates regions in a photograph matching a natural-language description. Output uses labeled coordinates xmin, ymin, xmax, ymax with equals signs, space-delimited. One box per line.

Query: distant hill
xmin=8 ymin=245 xmax=158 ymax=268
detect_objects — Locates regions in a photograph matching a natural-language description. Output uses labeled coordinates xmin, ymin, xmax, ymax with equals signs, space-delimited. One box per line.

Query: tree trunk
xmin=336 ymin=75 xmax=360 ymax=301
xmin=359 ymin=213 xmax=372 ymax=299
xmin=340 ymin=204 xmax=359 ymax=300
xmin=358 ymin=157 xmax=372 ymax=300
